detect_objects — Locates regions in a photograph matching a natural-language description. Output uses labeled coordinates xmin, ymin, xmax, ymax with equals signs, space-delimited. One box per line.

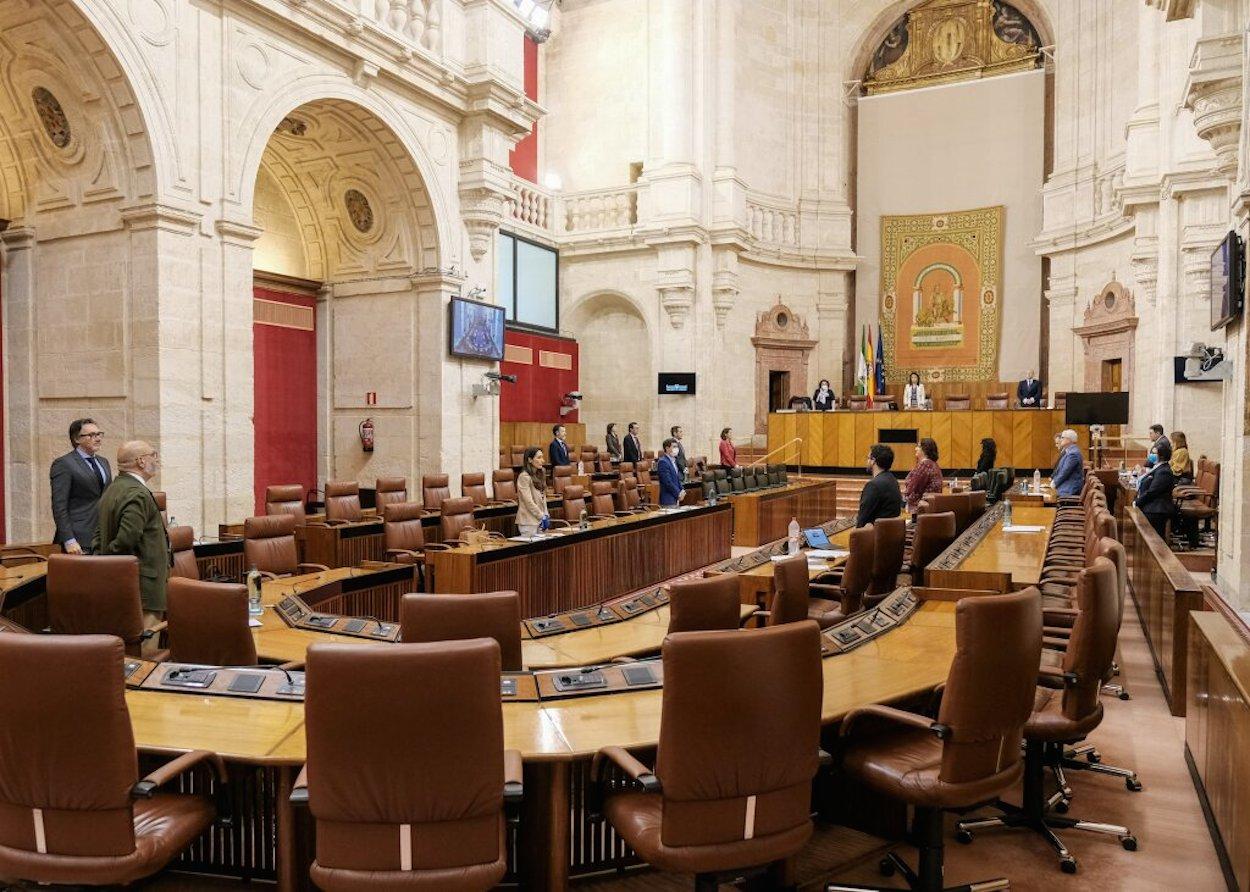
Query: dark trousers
xmin=1144 ymin=512 xmax=1171 ymax=540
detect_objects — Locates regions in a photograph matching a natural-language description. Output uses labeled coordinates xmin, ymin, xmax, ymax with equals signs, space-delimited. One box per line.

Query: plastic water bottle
xmin=788 ymin=517 xmax=801 ymax=554
xmin=246 ymin=566 xmax=263 ymax=616
xmin=1033 ymin=469 xmax=1042 ymax=493
xmin=579 ymin=507 xmax=590 ymax=531
xmin=1004 ymin=500 xmax=1013 ymax=527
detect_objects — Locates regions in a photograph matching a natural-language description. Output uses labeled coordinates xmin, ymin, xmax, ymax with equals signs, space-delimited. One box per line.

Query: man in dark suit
xmin=548 ymin=424 xmax=571 ymax=467
xmin=1017 ymin=370 xmax=1042 ymax=407
xmin=49 ymin=417 xmax=112 ymax=553
xmin=670 ymin=425 xmax=688 ymax=480
xmin=657 ymin=438 xmax=685 ymax=506
xmin=94 ymin=441 xmax=171 ymax=640
xmin=857 ymin=444 xmax=903 ymax=528
xmin=1135 ymin=442 xmax=1177 ymax=538
xmin=1147 ymin=424 xmax=1170 ymax=459
xmin=623 ymin=421 xmax=643 ymax=463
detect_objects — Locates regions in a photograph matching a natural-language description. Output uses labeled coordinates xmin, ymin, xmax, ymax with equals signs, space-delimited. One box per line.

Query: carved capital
xmin=1183 ymin=34 xmax=1244 ymax=179
xmin=458 ymin=186 xmax=506 ymax=261
xmin=658 ymin=285 xmax=695 ymax=329
xmin=1130 ymin=253 xmax=1159 ymax=306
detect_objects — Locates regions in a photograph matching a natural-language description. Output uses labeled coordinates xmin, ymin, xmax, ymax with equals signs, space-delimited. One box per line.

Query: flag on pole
xmin=865 ymin=326 xmax=875 ymax=406
xmin=855 ymin=326 xmax=868 ymax=396
xmin=875 ymin=324 xmax=887 ymax=396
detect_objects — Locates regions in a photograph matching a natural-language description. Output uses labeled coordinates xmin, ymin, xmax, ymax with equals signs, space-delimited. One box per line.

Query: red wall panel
xmin=509 ymin=35 xmax=539 ymax=182
xmin=499 ymin=329 xmax=578 ymax=423
xmin=253 ymin=286 xmax=317 ymax=514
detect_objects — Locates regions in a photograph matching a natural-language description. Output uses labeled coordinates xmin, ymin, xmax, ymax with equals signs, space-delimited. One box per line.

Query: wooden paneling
xmin=767 ymin=409 xmax=1086 ymax=472
xmin=299 ymin=521 xmax=385 ymax=569
xmin=728 ymin=478 xmax=838 ymax=546
xmin=925 ymin=503 xmax=1054 ymax=592
xmin=500 ymin=421 xmax=588 ymax=450
xmin=1124 ymin=504 xmax=1206 ymax=716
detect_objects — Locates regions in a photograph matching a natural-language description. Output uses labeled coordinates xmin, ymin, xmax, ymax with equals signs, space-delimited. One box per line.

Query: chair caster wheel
xmin=955 ymin=829 xmax=973 ymax=844
xmin=1126 ymin=778 xmax=1143 ymax=792
xmin=1086 ymin=752 xmax=1101 ymax=764
xmin=879 ymin=857 xmax=896 ymax=877
xmin=1121 ymin=835 xmax=1138 ymax=851
xmin=1060 ymin=856 xmax=1078 ymax=874
xmin=1054 ymin=799 xmax=1070 ymax=814
xmin=1118 ymin=691 xmax=1131 ymax=701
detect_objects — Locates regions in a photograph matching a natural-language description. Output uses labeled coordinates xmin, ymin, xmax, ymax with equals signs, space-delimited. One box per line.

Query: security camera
xmin=564 ymin=391 xmax=583 ymax=401
xmin=485 ymin=371 xmax=517 ymax=383
xmin=1184 ymin=342 xmax=1233 ymax=381
xmin=465 ymin=285 xmax=487 ymax=300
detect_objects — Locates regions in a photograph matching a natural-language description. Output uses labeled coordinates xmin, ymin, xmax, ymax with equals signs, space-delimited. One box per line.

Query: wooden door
xmin=769 ymin=370 xmax=790 ymax=412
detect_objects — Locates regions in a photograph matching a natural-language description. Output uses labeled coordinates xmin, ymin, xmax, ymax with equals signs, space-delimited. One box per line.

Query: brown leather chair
xmin=908 ymin=511 xmax=957 ymax=577
xmin=461 ymin=472 xmax=489 ymax=507
xmin=1053 ymin=391 xmax=1067 ymax=410
xmin=808 ymin=526 xmax=873 ymax=627
xmin=399 ymin=591 xmax=523 ymax=671
xmin=382 ymin=502 xmax=444 ymax=592
xmin=867 ymin=517 xmax=906 ymax=601
xmin=763 ymin=552 xmax=817 ymax=626
xmin=923 ymin=492 xmax=972 ymax=534
xmin=440 ymin=496 xmax=478 ymax=543
xmin=169 ymin=525 xmax=199 ymax=580
xmin=166 ymin=578 xmax=257 ymax=667
xmin=46 ymin=554 xmax=153 ymax=657
xmin=324 ymin=481 xmax=363 ymax=523
xmin=618 ymin=461 xmax=635 ymax=476
xmin=984 ymin=392 xmax=1009 ymax=409
xmin=589 ymin=481 xmax=622 ymax=519
xmin=508 ymin=445 xmax=527 ymax=468
xmin=0 ymin=634 xmax=226 ymax=886
xmin=615 ymin=475 xmax=643 ymax=513
xmin=562 ymin=485 xmax=588 ymax=522
xmin=375 ymin=477 xmax=408 ymax=512
xmin=552 ymin=464 xmax=574 ymax=495
xmin=838 ymin=587 xmax=1043 ymax=891
xmin=956 ymin=560 xmax=1137 ymax=872
xmin=636 ymin=460 xmax=652 ymax=486
xmin=492 ymin=469 xmax=518 ymax=502
xmin=966 ymin=489 xmax=987 ymax=521
xmin=422 ymin=474 xmax=451 ymax=512
xmin=944 ymin=394 xmax=971 ymax=410
xmin=848 ymin=395 xmax=868 ymax=410
xmin=265 ymin=484 xmax=307 ymax=524
xmin=297 ymin=639 xmax=521 ymax=890
xmin=593 ymin=622 xmax=824 ymax=889
xmin=152 ymin=490 xmax=169 ymax=525
xmin=666 ymin=574 xmax=743 ymax=634
xmin=243 ymin=514 xmax=328 ymax=578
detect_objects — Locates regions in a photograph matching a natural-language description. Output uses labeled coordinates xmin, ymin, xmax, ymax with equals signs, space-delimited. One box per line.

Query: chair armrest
xmin=808 ymin=582 xmax=846 ymax=598
xmin=743 ymin=610 xmax=768 ymax=627
xmin=276 ymin=660 xmax=305 ymax=672
xmin=1043 ymin=634 xmax=1071 ymax=650
xmin=1042 ymin=607 xmax=1078 ymax=628
xmin=385 ymin=548 xmax=424 ymax=561
xmin=591 ymin=745 xmax=661 ymax=794
xmin=289 ymin=765 xmax=309 ymax=806
xmin=503 ymin=750 xmax=524 ymax=805
xmin=133 ymin=750 xmax=228 ymax=799
xmin=140 ymin=620 xmax=168 ymax=641
xmin=317 ymin=519 xmax=350 ymax=527
xmin=1038 ymin=665 xmax=1077 ymax=688
xmin=548 ymin=519 xmax=573 ymax=529
xmin=296 ymin=563 xmax=330 ymax=574
xmin=1042 ymin=625 xmax=1073 ymax=639
xmin=421 ymin=543 xmax=453 ymax=552
xmin=256 ymin=570 xmax=283 ymax=582
xmin=841 ymin=704 xmax=950 ymax=740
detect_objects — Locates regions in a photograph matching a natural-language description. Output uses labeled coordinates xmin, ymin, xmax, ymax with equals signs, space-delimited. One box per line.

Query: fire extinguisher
xmin=358 ymin=418 xmax=374 ymax=453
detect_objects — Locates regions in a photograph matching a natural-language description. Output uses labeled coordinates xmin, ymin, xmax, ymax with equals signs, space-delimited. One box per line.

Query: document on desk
xmin=1002 ymin=525 xmax=1045 ymax=533
xmin=248 ymin=618 xmax=263 ymax=628
xmin=805 ymin=548 xmax=850 ymax=560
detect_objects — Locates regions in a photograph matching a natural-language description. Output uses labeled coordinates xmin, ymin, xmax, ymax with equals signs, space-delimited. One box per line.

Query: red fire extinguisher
xmin=358 ymin=418 xmax=374 ymax=453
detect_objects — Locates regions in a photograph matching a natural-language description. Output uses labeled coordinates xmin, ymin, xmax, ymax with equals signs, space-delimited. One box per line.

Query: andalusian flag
xmin=865 ymin=325 xmax=876 ymax=406
xmin=855 ymin=326 xmax=868 ymax=396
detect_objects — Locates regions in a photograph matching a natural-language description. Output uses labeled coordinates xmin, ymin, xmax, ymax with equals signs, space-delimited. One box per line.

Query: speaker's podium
xmin=299 ymin=519 xmax=385 ymax=569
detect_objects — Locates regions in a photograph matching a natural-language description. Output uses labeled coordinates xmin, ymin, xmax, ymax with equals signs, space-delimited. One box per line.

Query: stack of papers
xmin=1002 ymin=524 xmax=1045 ymax=533
xmin=806 ymin=549 xmax=850 ymax=560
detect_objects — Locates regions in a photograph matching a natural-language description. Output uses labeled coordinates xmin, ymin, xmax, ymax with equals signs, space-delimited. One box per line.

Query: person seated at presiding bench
xmin=1135 ymin=442 xmax=1177 ymax=538
xmin=657 ymin=438 xmax=685 ymax=507
xmin=1051 ymin=428 xmax=1085 ymax=497
xmin=858 ymin=444 xmax=903 ymax=528
xmin=813 ymin=378 xmax=836 ymax=410
xmin=548 ymin=424 xmax=571 ymax=467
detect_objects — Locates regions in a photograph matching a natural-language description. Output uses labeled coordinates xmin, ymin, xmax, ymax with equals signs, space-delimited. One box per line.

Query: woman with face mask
xmin=812 ymin=378 xmax=836 ymax=411
xmin=657 ymin=437 xmax=685 ymax=506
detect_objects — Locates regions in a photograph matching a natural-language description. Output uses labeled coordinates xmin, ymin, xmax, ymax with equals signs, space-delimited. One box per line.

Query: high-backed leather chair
xmin=169 ymin=525 xmax=199 ymax=580
xmin=636 ymin=460 xmax=652 ymax=486
xmin=382 ymin=502 xmax=441 ymax=591
xmin=985 ymin=392 xmax=1009 ymax=409
xmin=764 ymin=552 xmax=817 ymax=625
xmin=589 ymin=481 xmax=620 ymax=519
xmin=298 ymin=639 xmax=521 ymax=890
xmin=839 ymin=587 xmax=1043 ymax=891
xmin=166 ymin=578 xmax=257 ymax=667
xmin=0 ymin=634 xmax=224 ymax=886
xmin=701 ymin=471 xmax=717 ymax=500
xmin=615 ymin=475 xmax=643 ymax=513
xmin=562 ymin=485 xmax=588 ymax=522
xmin=399 ymin=591 xmax=523 ymax=671
xmin=618 ymin=461 xmax=635 ymax=476
xmin=944 ymin=394 xmax=971 ymax=410
xmin=966 ymin=488 xmax=987 ymax=521
xmin=422 ymin=474 xmax=451 ymax=512
xmin=492 ymin=469 xmax=518 ymax=502
xmin=46 ymin=554 xmax=149 ymax=657
xmin=265 ymin=484 xmax=306 ymax=524
xmin=440 ymin=496 xmax=478 ymax=543
xmin=243 ymin=514 xmax=328 ymax=578
xmin=1054 ymin=392 xmax=1067 ymax=410
xmin=509 ymin=445 xmax=527 ymax=468
xmin=729 ymin=467 xmax=746 ymax=492
xmin=552 ymin=464 xmax=575 ymax=495
xmin=667 ymin=574 xmax=742 ymax=634
xmin=807 ymin=526 xmax=873 ymax=627
xmin=849 ymin=395 xmax=868 ymax=410
xmin=714 ymin=469 xmax=732 ymax=495
xmin=374 ymin=477 xmax=408 ymax=512
xmin=323 ymin=481 xmax=362 ymax=523
xmin=461 ymin=472 xmax=489 ymax=507
xmin=908 ymin=511 xmax=957 ymax=578
xmin=867 ymin=517 xmax=906 ymax=601
xmin=766 ymin=465 xmax=782 ymax=486
xmin=152 ymin=490 xmax=169 ymax=525
xmin=742 ymin=467 xmax=760 ymax=490
xmin=923 ymin=492 xmax=971 ymax=534
xmin=955 ymin=560 xmax=1137 ymax=872
xmin=593 ymin=623 xmax=824 ymax=889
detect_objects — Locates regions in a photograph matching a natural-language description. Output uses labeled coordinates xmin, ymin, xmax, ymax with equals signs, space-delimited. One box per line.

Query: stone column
xmin=815 ymin=270 xmax=850 ymax=394
xmin=1044 ymin=273 xmax=1079 ymax=396
xmin=0 ymin=227 xmax=38 ymax=541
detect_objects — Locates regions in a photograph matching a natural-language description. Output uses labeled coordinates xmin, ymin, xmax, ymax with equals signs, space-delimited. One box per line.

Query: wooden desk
xmin=925 ymin=503 xmax=1055 ymax=592
xmin=426 ymin=504 xmax=733 ymax=615
xmin=735 ymin=520 xmax=855 ymax=607
xmin=768 ymin=409 xmax=1087 ymax=472
xmin=724 ymin=478 xmax=838 ymax=546
xmin=299 ymin=520 xmax=386 ymax=568
xmin=0 ymin=561 xmax=49 ymax=630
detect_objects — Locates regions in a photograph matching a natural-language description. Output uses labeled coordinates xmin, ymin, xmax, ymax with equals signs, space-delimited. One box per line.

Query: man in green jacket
xmin=93 ymin=440 xmax=171 ymax=636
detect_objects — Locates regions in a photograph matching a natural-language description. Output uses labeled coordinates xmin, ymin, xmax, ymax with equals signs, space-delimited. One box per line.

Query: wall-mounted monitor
xmin=1064 ymin=392 xmax=1129 ymax=426
xmin=448 ymin=296 xmax=506 ymax=362
xmin=658 ymin=372 xmax=696 ymax=395
xmin=1210 ymin=229 xmax=1244 ymax=331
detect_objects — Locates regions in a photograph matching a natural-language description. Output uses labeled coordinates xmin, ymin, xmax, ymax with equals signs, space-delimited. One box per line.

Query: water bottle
xmin=579 ymin=507 xmax=590 ymax=531
xmin=246 ymin=566 xmax=263 ymax=616
xmin=1032 ymin=469 xmax=1041 ymax=493
xmin=1004 ymin=500 xmax=1013 ymax=527
xmin=788 ymin=517 xmax=801 ymax=554
xmin=1020 ymin=479 xmax=1027 ymax=494
xmin=578 ymin=460 xmax=585 ymax=476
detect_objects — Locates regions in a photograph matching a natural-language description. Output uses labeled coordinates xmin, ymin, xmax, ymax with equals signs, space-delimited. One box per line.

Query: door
xmin=1101 ymin=358 xmax=1122 ymax=392
xmin=769 ymin=370 xmax=791 ymax=412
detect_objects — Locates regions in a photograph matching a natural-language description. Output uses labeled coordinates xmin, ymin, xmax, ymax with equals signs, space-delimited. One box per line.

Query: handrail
xmin=748 ymin=438 xmax=803 ymax=478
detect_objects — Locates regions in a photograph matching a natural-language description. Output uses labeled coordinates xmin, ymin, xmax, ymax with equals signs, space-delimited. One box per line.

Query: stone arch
xmin=233 ymin=77 xmax=454 ymax=271
xmin=565 ymin=290 xmax=655 ymax=442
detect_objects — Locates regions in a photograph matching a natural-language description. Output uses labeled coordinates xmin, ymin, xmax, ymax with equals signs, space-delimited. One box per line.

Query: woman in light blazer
xmin=515 ymin=447 xmax=548 ymax=534
xmin=605 ymin=423 xmax=623 ymax=462
xmin=902 ymin=371 xmax=927 ymax=409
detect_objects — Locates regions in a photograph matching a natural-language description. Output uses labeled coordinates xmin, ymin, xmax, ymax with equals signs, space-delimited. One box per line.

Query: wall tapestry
xmin=880 ymin=205 xmax=1002 ymax=383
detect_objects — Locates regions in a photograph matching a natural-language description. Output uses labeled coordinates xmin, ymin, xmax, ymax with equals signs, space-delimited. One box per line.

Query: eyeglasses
xmin=78 ymin=431 xmax=104 ymax=439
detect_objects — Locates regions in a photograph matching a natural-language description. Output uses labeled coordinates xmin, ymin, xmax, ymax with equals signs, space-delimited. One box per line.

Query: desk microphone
xmin=355 ymin=615 xmax=390 ymax=635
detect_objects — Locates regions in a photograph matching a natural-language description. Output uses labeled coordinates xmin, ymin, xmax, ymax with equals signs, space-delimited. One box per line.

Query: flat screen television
xmin=1064 ymin=392 xmax=1129 ymax=426
xmin=448 ymin=296 xmax=505 ymax=361
xmin=658 ymin=373 xmax=696 ymax=395
xmin=1210 ymin=229 xmax=1244 ymax=331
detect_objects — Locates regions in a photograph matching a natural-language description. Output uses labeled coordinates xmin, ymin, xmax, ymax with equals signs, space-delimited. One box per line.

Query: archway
xmin=565 ymin=292 xmax=654 ymax=449
xmin=0 ymin=0 xmax=159 ymax=541
xmin=248 ymin=98 xmax=442 ymax=510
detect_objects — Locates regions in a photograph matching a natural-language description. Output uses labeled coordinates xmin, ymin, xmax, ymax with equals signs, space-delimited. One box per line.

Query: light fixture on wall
xmin=542 ymin=173 xmax=562 ymax=191
xmin=513 ymin=0 xmax=554 ymax=42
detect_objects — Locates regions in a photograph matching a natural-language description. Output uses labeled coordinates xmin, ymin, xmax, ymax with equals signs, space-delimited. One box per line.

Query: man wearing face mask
xmin=657 ymin=437 xmax=685 ymax=507
xmin=93 ymin=440 xmax=172 ymax=637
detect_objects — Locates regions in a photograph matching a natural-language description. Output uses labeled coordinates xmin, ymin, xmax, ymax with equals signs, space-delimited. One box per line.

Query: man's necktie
xmin=87 ymin=456 xmax=106 ymax=487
